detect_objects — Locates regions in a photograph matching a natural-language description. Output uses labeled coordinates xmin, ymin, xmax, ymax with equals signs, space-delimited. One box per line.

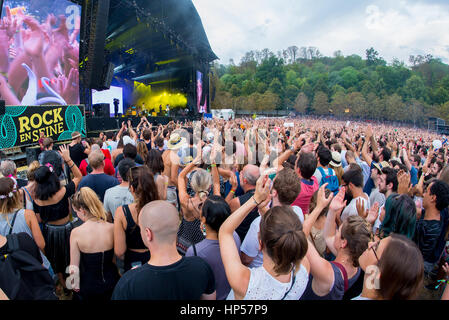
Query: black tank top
xmin=123 ymin=205 xmax=147 ymax=250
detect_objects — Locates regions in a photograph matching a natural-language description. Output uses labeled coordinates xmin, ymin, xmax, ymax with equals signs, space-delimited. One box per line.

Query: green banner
xmin=0 ymin=105 xmax=86 ymax=149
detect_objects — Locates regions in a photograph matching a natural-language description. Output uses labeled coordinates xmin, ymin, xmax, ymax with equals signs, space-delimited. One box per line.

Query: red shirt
xmin=291 ymin=176 xmax=319 ymax=215
xmin=79 ymin=158 xmax=115 ymax=176
xmin=101 ymin=149 xmax=111 ymax=160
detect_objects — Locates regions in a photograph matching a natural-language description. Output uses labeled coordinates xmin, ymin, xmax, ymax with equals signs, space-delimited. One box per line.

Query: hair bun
xmin=34 ymin=166 xmax=52 ymax=183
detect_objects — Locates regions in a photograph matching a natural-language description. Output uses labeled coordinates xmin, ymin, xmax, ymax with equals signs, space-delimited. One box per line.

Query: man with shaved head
xmin=228 ymin=164 xmax=261 ymax=242
xmin=111 ymin=200 xmax=216 ymax=300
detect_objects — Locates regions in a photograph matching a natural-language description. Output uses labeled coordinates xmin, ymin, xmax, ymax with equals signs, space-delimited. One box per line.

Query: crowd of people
xmin=1 ymin=115 xmax=449 ymax=301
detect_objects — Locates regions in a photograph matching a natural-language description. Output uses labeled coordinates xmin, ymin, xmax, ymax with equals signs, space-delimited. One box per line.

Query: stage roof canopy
xmin=105 ymin=0 xmax=218 ymax=84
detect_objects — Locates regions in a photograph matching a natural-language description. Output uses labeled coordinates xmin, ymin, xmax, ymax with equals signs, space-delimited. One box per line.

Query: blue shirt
xmin=410 ymin=166 xmax=418 ymax=186
xmin=78 ymin=173 xmax=119 ymax=202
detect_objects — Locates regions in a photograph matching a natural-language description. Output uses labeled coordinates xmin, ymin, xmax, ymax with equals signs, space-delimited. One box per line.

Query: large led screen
xmin=0 ymin=0 xmax=81 ymax=106
xmin=92 ymin=86 xmax=124 ymax=116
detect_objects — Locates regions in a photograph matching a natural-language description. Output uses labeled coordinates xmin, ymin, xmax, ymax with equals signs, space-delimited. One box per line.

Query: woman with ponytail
xmin=32 ymin=144 xmax=83 ymax=295
xmin=220 ymin=175 xmax=311 ymax=300
xmin=300 ymin=186 xmax=371 ymax=300
xmin=177 ymin=143 xmax=221 ymax=254
xmin=114 ymin=166 xmax=159 ymax=272
xmin=69 ymin=187 xmax=120 ymax=300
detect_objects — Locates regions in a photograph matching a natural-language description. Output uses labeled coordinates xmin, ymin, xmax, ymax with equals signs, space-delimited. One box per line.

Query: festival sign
xmin=0 ymin=105 xmax=86 ymax=149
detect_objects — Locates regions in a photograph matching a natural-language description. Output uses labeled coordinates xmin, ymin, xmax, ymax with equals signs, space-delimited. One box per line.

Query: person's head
xmin=342 ymin=167 xmax=364 ymax=197
xmin=88 ymin=150 xmax=105 ymax=171
xmin=272 ymin=168 xmax=301 ymax=205
xmin=333 ymin=215 xmax=371 ymax=267
xmin=136 ymin=141 xmax=148 ymax=162
xmin=430 ymin=161 xmax=443 ymax=176
xmin=423 ymin=179 xmax=449 ymax=212
xmin=123 ymin=143 xmax=138 ymax=160
xmin=240 ymin=164 xmax=260 ymax=191
xmin=145 ymin=149 xmax=164 ymax=175
xmin=155 ymin=136 xmax=164 ymax=149
xmin=295 ymin=152 xmax=317 ymax=180
xmin=190 ymin=169 xmax=212 ymax=201
xmin=42 ymin=137 xmax=54 ymax=150
xmin=143 ymin=129 xmax=152 ymax=141
xmin=378 ymin=167 xmax=398 ymax=195
xmin=0 ymin=177 xmax=21 ymax=213
xmin=105 ymin=131 xmax=114 ymax=141
xmin=71 ymin=187 xmax=107 ymax=222
xmin=26 ymin=161 xmax=40 ymax=181
xmin=358 ymin=234 xmax=424 ymax=300
xmin=379 ymin=194 xmax=416 ymax=239
xmin=379 ymin=147 xmax=392 ymax=162
xmin=71 ymin=131 xmax=82 ymax=143
xmin=345 ymin=150 xmax=355 ymax=163
xmin=128 ymin=166 xmax=159 ymax=214
xmin=118 ymin=158 xmax=135 ymax=183
xmin=259 ymin=206 xmax=308 ymax=275
xmin=331 ymin=143 xmax=342 ymax=153
xmin=139 ymin=200 xmax=180 ymax=249
xmin=0 ymin=160 xmax=16 ymax=178
xmin=201 ymin=195 xmax=231 ymax=233
xmin=410 ymin=154 xmax=420 ymax=168
xmin=316 ymin=146 xmax=332 ymax=167
xmin=439 ymin=164 xmax=449 ymax=186
xmin=93 ymin=138 xmax=103 ymax=149
xmin=34 ymin=165 xmax=61 ymax=200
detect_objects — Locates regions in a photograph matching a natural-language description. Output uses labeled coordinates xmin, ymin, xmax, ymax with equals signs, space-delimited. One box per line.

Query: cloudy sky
xmin=192 ymin=0 xmax=449 ymax=66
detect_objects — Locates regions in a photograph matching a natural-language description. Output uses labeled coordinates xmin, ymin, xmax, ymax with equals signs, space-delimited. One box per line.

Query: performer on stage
xmin=113 ymin=98 xmax=119 ymax=117
xmin=165 ymin=104 xmax=170 ymax=117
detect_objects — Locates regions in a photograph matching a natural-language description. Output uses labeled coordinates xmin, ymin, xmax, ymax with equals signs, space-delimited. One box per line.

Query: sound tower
xmin=79 ymin=0 xmax=110 ymax=90
xmin=100 ymin=62 xmax=115 ymax=90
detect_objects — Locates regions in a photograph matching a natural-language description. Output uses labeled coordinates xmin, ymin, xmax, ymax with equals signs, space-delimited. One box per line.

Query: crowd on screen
xmin=1 ymin=115 xmax=449 ymax=301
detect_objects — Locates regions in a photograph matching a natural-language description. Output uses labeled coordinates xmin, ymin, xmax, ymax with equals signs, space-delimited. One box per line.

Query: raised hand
xmin=397 ymin=170 xmax=412 ymax=195
xmin=58 ymin=144 xmax=71 ymax=162
xmin=22 ymin=16 xmax=45 ymax=57
xmin=254 ymin=175 xmax=271 ymax=205
xmin=329 ymin=186 xmax=347 ymax=215
xmin=316 ymin=183 xmax=334 ymax=209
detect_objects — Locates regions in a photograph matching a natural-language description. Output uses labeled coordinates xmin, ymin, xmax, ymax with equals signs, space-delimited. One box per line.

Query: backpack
xmin=85 ymin=159 xmax=93 ymax=174
xmin=0 ymin=233 xmax=57 ymax=300
xmin=40 ymin=150 xmax=63 ymax=178
xmin=318 ymin=167 xmax=340 ymax=194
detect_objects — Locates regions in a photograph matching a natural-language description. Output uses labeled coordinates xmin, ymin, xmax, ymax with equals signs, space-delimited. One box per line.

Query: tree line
xmin=210 ymin=46 xmax=449 ymax=125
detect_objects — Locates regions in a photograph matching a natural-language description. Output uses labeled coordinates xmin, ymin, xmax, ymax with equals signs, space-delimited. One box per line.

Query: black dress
xmin=73 ymin=249 xmax=120 ymax=301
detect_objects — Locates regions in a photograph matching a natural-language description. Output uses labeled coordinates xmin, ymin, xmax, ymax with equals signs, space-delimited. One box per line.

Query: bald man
xmin=111 ymin=201 xmax=216 ymax=300
xmin=228 ymin=165 xmax=261 ymax=242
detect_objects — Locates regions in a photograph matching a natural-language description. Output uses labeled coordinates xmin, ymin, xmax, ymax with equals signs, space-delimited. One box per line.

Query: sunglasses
xmin=370 ymin=240 xmax=381 ymax=262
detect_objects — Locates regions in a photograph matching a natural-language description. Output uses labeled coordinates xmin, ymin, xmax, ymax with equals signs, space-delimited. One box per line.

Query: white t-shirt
xmin=240 ymin=206 xmax=304 ymax=269
xmin=340 ymin=195 xmax=370 ymax=222
xmin=103 ymin=185 xmax=134 ymax=218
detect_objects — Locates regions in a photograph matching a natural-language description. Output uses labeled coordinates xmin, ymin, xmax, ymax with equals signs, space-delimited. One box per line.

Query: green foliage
xmin=213 ymin=46 xmax=449 ymax=121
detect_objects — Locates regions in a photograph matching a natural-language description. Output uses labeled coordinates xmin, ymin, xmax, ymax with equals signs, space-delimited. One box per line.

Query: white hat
xmin=329 ymin=151 xmax=342 ymax=167
xmin=433 ymin=140 xmax=442 ymax=150
xmin=123 ymin=136 xmax=136 ymax=147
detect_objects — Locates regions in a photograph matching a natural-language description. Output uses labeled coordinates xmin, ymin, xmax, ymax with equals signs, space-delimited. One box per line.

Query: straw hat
xmin=168 ymin=133 xmax=187 ymax=150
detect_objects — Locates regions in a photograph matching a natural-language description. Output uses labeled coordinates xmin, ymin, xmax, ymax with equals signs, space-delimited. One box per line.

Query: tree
xmin=384 ymin=94 xmax=405 ymax=121
xmin=366 ymin=47 xmax=385 ymax=66
xmin=347 ymin=92 xmax=366 ymax=117
xmin=268 ymin=78 xmax=284 ymax=99
xmin=286 ymin=70 xmax=299 ymax=86
xmin=230 ymin=84 xmax=241 ymax=97
xmin=294 ymin=92 xmax=309 ymax=113
xmin=285 ymin=85 xmax=300 ymax=102
xmin=404 ymin=75 xmax=426 ymax=101
xmin=255 ymin=55 xmax=286 ymax=86
xmin=286 ymin=46 xmax=299 ymax=63
xmin=331 ymin=91 xmax=347 ymax=115
xmin=313 ymin=91 xmax=329 ymax=115
xmin=241 ymin=80 xmax=257 ymax=96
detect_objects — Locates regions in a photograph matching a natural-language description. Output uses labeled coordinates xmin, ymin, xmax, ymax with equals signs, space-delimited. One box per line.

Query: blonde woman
xmin=69 ymin=187 xmax=119 ymax=300
xmin=21 ymin=161 xmax=40 ymax=211
xmin=136 ymin=140 xmax=149 ymax=163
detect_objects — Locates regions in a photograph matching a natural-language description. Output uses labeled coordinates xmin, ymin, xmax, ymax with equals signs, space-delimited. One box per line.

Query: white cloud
xmin=192 ymin=0 xmax=449 ymax=65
